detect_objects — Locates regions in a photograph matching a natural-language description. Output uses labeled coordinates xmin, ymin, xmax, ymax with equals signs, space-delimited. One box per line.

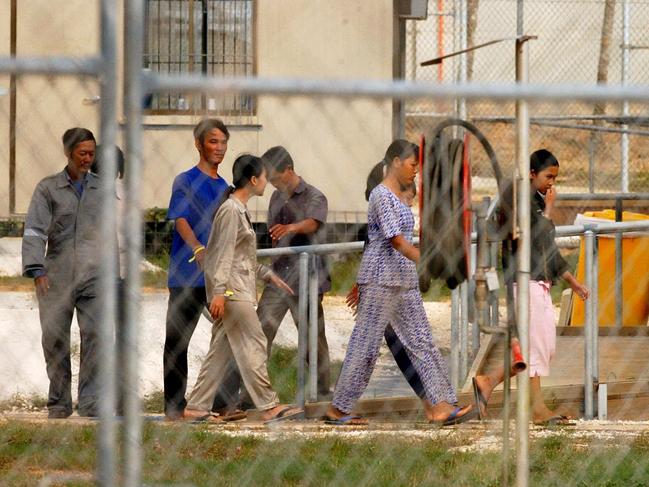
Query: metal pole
xmin=592 ymin=235 xmax=599 ymax=385
xmin=450 ymin=287 xmax=461 ymax=391
xmin=98 ymin=0 xmax=118 ymax=485
xmin=584 ymin=228 xmax=596 ymax=419
xmin=458 ymin=0 xmax=467 ymax=120
xmin=588 ymin=136 xmax=595 ymax=193
xmin=515 ymin=36 xmax=531 ymax=487
xmin=308 ymin=254 xmax=319 ymax=402
xmin=123 ymin=0 xmax=145 ymax=485
xmin=470 ymin=242 xmax=480 ymax=357
xmin=9 ymin=0 xmax=16 ymax=215
xmin=621 ymin=0 xmax=630 ymax=192
xmin=490 ymin=241 xmax=499 ymax=328
xmin=614 ymin=199 xmax=623 ymax=329
xmin=460 ymin=281 xmax=469 ymax=381
xmin=296 ymin=253 xmax=309 ymax=408
xmin=502 ymin=327 xmax=512 ymax=487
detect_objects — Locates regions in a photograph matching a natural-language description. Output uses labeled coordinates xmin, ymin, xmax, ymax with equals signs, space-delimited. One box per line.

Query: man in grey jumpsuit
xmin=22 ymin=127 xmax=102 ymax=418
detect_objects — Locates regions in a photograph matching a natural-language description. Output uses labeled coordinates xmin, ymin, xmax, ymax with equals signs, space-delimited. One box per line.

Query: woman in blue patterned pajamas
xmin=325 ymin=140 xmax=476 ymax=426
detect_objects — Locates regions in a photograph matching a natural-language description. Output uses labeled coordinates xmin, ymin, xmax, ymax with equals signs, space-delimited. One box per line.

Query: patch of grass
xmin=0 ymin=393 xmax=48 ymax=413
xmin=328 ymin=255 xmax=361 ymax=295
xmin=141 ymin=269 xmax=168 ymax=289
xmin=145 ymin=253 xmax=169 ymax=271
xmin=142 ymin=390 xmax=164 ymax=414
xmin=267 ymin=346 xmax=341 ymax=403
xmin=3 ymin=423 xmax=649 ymax=486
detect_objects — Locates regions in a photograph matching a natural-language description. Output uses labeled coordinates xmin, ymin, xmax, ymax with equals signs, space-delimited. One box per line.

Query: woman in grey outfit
xmin=184 ymin=154 xmax=302 ymax=423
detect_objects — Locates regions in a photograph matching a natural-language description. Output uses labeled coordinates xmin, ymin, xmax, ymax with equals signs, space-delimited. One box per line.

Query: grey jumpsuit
xmin=22 ymin=169 xmax=103 ymax=417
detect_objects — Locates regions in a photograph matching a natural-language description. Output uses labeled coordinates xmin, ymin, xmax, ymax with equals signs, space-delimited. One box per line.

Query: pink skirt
xmin=527 ymin=280 xmax=556 ymax=377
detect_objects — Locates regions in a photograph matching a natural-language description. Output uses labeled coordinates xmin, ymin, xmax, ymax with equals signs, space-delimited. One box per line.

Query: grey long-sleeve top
xmin=22 ymin=169 xmax=103 ymax=291
xmin=205 ymin=195 xmax=273 ymax=304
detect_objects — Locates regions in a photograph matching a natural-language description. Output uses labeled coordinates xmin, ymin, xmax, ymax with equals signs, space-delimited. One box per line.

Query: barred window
xmin=144 ymin=0 xmax=255 ymax=118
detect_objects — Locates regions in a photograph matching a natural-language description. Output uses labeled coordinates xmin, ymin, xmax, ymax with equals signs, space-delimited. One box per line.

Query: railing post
xmin=308 ymin=254 xmax=319 ymax=402
xmin=584 ymin=226 xmax=596 ymax=419
xmin=459 ymin=281 xmax=469 ymax=382
xmin=450 ymin=287 xmax=461 ymax=391
xmin=614 ymin=199 xmax=623 ymax=329
xmin=296 ymin=252 xmax=309 ymax=408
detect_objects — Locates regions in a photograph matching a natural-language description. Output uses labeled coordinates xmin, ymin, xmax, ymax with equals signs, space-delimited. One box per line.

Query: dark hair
xmin=365 ymin=160 xmax=387 ymax=201
xmin=232 ymin=154 xmax=265 ymax=190
xmin=261 ymin=146 xmax=294 ymax=173
xmin=384 ymin=139 xmax=419 ymax=167
xmin=62 ymin=128 xmax=96 ymax=155
xmin=92 ymin=145 xmax=125 ymax=179
xmin=193 ymin=118 xmax=230 ymax=143
xmin=530 ymin=149 xmax=559 ymax=174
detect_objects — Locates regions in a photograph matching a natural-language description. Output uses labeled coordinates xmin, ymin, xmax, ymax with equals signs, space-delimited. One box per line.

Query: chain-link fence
xmin=2 ymin=1 xmax=649 ymax=486
xmin=406 ymin=0 xmax=649 ymax=196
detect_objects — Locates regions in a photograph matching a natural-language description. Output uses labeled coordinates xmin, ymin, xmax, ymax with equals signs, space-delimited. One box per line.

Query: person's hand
xmin=35 ymin=275 xmax=50 ymax=298
xmin=270 ymin=274 xmax=294 ymax=295
xmin=209 ymin=294 xmax=226 ymax=320
xmin=572 ymin=282 xmax=590 ymax=301
xmin=269 ymin=223 xmax=294 ymax=242
xmin=194 ymin=248 xmax=206 ymax=270
xmin=346 ymin=283 xmax=359 ymax=317
xmin=544 ymin=187 xmax=556 ymax=217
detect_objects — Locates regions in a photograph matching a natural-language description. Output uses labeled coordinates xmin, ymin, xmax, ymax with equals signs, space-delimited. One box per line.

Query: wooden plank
xmin=305 ymin=380 xmax=649 ymax=420
xmin=460 ymin=334 xmax=498 ymax=393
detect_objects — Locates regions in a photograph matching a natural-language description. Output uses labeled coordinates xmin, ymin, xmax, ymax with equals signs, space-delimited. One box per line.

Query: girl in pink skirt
xmin=473 ymin=149 xmax=590 ymax=425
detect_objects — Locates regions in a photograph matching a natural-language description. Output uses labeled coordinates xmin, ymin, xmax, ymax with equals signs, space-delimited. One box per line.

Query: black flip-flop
xmin=431 ymin=406 xmax=479 ymax=426
xmin=472 ymin=377 xmax=488 ymax=420
xmin=264 ymin=406 xmax=304 ymax=425
xmin=323 ymin=415 xmax=368 ymax=426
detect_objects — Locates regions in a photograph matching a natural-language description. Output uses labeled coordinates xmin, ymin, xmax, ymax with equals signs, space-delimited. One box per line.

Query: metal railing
xmin=258 ymin=219 xmax=649 ymax=421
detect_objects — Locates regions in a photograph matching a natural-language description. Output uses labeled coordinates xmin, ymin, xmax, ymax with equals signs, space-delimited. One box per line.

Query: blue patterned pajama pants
xmin=332 ymin=283 xmax=457 ymax=414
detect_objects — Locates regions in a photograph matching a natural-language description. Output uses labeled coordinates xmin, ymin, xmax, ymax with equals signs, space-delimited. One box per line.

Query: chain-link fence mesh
xmin=406 ymin=0 xmax=649 ymax=195
xmin=2 ymin=1 xmax=649 ymax=486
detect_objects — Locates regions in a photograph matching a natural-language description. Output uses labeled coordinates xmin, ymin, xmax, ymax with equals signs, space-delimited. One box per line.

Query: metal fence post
xmin=98 ymin=0 xmax=118 ymax=485
xmin=450 ymin=287 xmax=460 ymax=391
xmin=584 ymin=226 xmax=596 ymax=419
xmin=308 ymin=254 xmax=319 ymax=402
xmin=615 ymin=199 xmax=623 ymax=329
xmin=515 ymin=34 xmax=531 ymax=487
xmin=296 ymin=252 xmax=309 ymax=408
xmin=123 ymin=0 xmax=145 ymax=485
xmin=459 ymin=281 xmax=469 ymax=382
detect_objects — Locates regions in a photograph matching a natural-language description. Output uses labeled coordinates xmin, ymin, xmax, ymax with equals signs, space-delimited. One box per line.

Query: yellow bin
xmin=571 ymin=210 xmax=649 ymax=327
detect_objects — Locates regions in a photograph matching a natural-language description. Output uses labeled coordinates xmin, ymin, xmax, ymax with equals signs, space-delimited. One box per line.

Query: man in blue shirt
xmin=164 ymin=118 xmax=241 ymax=420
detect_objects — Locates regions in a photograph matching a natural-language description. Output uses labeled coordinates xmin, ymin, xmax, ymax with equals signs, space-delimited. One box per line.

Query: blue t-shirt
xmin=167 ymin=166 xmax=230 ymax=288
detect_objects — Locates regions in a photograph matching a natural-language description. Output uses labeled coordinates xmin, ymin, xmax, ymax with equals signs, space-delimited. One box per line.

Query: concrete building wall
xmin=1 ymin=0 xmax=396 ymax=220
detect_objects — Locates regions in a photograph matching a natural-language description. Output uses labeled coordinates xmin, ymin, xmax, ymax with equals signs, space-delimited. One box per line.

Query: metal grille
xmin=144 ymin=0 xmax=254 ymax=117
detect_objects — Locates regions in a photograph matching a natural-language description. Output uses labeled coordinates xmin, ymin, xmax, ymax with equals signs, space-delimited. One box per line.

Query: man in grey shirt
xmin=22 ymin=128 xmax=102 ymax=418
xmin=258 ymin=146 xmax=332 ymax=398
